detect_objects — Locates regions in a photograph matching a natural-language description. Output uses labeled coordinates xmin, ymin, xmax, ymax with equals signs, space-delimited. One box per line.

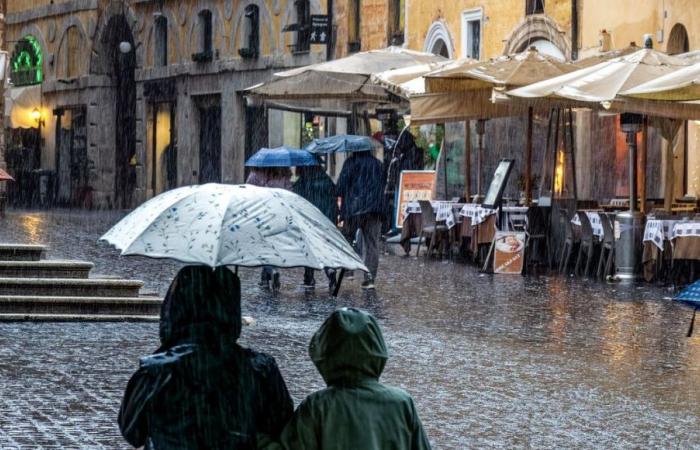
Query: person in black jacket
xmin=293 ymin=165 xmax=339 ymax=291
xmin=337 ymin=151 xmax=386 ymax=289
xmin=118 ymin=265 xmax=293 ymax=449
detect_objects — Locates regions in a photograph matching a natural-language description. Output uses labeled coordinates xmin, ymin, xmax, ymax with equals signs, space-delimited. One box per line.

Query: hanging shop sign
xmin=493 ymin=231 xmax=526 ymax=274
xmin=395 ymin=170 xmax=436 ymax=228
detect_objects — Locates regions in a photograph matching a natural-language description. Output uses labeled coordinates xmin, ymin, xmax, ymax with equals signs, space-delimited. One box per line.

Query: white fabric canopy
xmin=621 ymin=62 xmax=700 ymax=101
xmin=507 ymin=48 xmax=690 ymax=103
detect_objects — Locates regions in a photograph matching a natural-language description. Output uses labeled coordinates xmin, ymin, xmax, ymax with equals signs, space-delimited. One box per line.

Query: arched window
xmin=10 ymin=35 xmax=43 ymax=86
xmin=58 ymin=26 xmax=82 ymax=79
xmin=239 ymin=5 xmax=260 ymax=59
xmin=192 ymin=9 xmax=213 ymax=62
xmin=154 ymin=16 xmax=168 ymax=67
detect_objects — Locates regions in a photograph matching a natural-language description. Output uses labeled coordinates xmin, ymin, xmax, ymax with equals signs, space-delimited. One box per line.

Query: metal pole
xmin=326 ymin=0 xmax=334 ymax=61
xmin=627 ymin=130 xmax=638 ymax=212
xmin=640 ymin=116 xmax=648 ymax=213
xmin=476 ymin=119 xmax=486 ymax=198
xmin=464 ymin=120 xmax=471 ymax=201
xmin=525 ymin=107 xmax=533 ymax=205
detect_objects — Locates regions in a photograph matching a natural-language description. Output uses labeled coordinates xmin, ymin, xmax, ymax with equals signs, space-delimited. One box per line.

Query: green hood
xmin=309 ymin=308 xmax=388 ymax=386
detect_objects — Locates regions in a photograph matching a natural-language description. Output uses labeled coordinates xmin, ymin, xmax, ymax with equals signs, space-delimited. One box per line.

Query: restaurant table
xmin=671 ymin=222 xmax=700 ymax=260
xmin=399 ymin=201 xmax=464 ymax=254
xmin=571 ymin=211 xmax=604 ymax=239
xmin=642 ymin=219 xmax=679 ymax=282
xmin=458 ymin=204 xmax=498 ymax=226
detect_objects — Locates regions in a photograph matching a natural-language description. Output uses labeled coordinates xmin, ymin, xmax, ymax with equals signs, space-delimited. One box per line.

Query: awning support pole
xmin=525 ymin=107 xmax=533 ymax=206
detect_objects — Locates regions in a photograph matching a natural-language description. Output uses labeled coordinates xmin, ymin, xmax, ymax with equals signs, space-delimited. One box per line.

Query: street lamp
xmin=31 ymin=107 xmax=44 ymax=127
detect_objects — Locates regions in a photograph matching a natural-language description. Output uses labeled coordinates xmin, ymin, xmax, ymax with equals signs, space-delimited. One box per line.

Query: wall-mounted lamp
xmin=32 ymin=108 xmax=44 ymax=127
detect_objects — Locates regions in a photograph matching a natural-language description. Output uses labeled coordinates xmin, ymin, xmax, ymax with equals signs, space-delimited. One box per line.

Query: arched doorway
xmin=424 ymin=21 xmax=453 ymax=58
xmin=99 ymin=15 xmax=136 ymax=209
xmin=667 ymin=23 xmax=689 ymax=55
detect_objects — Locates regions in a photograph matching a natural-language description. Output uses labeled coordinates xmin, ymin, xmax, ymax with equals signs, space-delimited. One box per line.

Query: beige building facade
xmin=5 ymin=0 xmax=326 ymax=208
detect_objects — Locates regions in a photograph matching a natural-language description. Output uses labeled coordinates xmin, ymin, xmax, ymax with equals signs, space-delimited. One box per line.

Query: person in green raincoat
xmin=274 ymin=307 xmax=432 ymax=450
xmin=118 ymin=266 xmax=293 ymax=449
xmin=292 ymin=164 xmax=339 ymax=291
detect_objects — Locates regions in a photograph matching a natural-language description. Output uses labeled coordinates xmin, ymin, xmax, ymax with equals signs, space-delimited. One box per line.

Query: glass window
xmin=295 ymin=0 xmax=310 ymax=52
xmin=526 ymin=0 xmax=545 ymax=15
xmin=239 ymin=4 xmax=260 ymax=58
xmin=461 ymin=10 xmax=482 ymax=60
xmin=154 ymin=16 xmax=168 ymax=67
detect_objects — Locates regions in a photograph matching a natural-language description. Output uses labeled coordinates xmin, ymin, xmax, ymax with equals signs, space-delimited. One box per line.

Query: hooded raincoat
xmin=118 ymin=266 xmax=293 ymax=450
xmin=336 ymin=152 xmax=386 ymax=220
xmin=277 ymin=308 xmax=431 ymax=450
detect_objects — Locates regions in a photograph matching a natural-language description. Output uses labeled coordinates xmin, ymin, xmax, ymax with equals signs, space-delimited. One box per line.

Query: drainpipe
xmin=326 ymin=0 xmax=334 ymax=61
xmin=571 ymin=0 xmax=579 ymax=60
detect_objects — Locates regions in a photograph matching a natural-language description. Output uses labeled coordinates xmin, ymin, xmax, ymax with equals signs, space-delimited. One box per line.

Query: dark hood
xmin=159 ymin=265 xmax=242 ymax=348
xmin=309 ymin=308 xmax=388 ymax=386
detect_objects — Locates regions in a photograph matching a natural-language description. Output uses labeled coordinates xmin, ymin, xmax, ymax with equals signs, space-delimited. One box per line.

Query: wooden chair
xmin=574 ymin=213 xmax=598 ymax=277
xmin=596 ymin=213 xmax=615 ymax=280
xmin=416 ymin=200 xmax=449 ymax=258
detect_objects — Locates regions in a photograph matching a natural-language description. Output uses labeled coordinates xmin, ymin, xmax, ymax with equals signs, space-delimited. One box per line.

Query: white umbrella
xmin=100 ymin=184 xmax=368 ymax=272
xmin=621 ymin=62 xmax=700 ymax=101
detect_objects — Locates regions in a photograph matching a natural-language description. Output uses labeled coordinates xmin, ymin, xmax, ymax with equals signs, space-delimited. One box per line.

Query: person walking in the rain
xmin=246 ymin=167 xmax=291 ymax=290
xmin=337 ymin=150 xmax=385 ymax=289
xmin=118 ymin=266 xmax=293 ymax=449
xmin=293 ymin=163 xmax=338 ymax=292
xmin=272 ymin=308 xmax=432 ymax=450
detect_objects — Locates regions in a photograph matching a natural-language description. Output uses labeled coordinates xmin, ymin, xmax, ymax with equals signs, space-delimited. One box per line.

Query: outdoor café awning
xmin=408 ymin=89 xmax=529 ymax=125
xmin=621 ymin=62 xmax=700 ymax=101
xmin=246 ymin=46 xmax=446 ymax=113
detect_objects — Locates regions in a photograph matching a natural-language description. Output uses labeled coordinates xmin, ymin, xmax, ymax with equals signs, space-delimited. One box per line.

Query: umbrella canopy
xmin=100 ymin=183 xmax=368 ymax=271
xmin=0 ymin=168 xmax=13 ymax=182
xmin=424 ymin=47 xmax=575 ymax=93
xmin=507 ymin=47 xmax=690 ymax=103
xmin=621 ymin=62 xmax=700 ymax=101
xmin=245 ymin=146 xmax=319 ymax=167
xmin=369 ymin=60 xmax=453 ymax=97
xmin=675 ymin=280 xmax=700 ymax=307
xmin=247 ymin=47 xmax=446 ymax=102
xmin=305 ymin=135 xmax=381 ymax=154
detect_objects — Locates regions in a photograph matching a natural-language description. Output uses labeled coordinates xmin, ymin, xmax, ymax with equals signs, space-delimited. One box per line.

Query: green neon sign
xmin=11 ymin=35 xmax=43 ymax=86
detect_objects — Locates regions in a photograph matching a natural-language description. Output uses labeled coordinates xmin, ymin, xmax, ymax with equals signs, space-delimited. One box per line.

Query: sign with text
xmin=493 ymin=231 xmax=526 ymax=274
xmin=396 ymin=170 xmax=436 ymax=228
xmin=310 ymin=15 xmax=330 ymax=44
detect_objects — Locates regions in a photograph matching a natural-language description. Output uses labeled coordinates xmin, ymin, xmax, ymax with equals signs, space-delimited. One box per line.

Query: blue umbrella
xmin=245 ymin=146 xmax=319 ymax=167
xmin=305 ymin=135 xmax=381 ymax=154
xmin=673 ymin=280 xmax=700 ymax=336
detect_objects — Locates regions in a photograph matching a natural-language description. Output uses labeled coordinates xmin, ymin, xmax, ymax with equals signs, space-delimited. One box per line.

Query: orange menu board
xmin=396 ymin=170 xmax=436 ymax=228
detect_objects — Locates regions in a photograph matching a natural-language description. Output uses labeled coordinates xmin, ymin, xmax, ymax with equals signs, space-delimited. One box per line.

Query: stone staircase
xmin=0 ymin=244 xmax=161 ymax=322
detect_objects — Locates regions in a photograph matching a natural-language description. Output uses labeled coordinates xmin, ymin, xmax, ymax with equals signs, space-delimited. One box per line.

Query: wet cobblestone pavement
xmin=1 ymin=209 xmax=699 ymax=449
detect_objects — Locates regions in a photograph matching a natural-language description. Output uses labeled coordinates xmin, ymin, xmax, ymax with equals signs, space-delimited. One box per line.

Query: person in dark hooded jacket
xmin=118 ymin=265 xmax=293 ymax=449
xmin=275 ymin=307 xmax=431 ymax=450
xmin=293 ymin=165 xmax=339 ymax=290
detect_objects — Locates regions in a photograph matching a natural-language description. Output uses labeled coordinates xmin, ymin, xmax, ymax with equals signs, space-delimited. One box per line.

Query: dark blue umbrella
xmin=305 ymin=135 xmax=381 ymax=154
xmin=674 ymin=280 xmax=700 ymax=336
xmin=245 ymin=146 xmax=319 ymax=167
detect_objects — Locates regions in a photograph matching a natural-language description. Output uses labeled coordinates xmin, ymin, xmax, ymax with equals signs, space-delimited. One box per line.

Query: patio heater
xmin=615 ymin=113 xmax=644 ymax=281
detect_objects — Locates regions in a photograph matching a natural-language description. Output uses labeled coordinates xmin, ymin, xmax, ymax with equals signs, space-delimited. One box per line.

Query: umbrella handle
xmin=332 ymin=269 xmax=346 ymax=297
xmin=688 ymin=306 xmax=698 ymax=338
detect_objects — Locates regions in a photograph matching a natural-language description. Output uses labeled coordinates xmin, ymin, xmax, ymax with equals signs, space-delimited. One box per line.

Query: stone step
xmin=0 ymin=295 xmax=162 ymax=316
xmin=0 ymin=260 xmax=93 ymax=279
xmin=0 ymin=244 xmax=47 ymax=261
xmin=0 ymin=278 xmax=144 ymax=297
xmin=0 ymin=313 xmax=159 ymax=322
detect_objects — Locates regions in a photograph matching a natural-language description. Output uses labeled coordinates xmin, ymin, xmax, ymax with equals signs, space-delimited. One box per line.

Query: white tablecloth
xmin=403 ymin=201 xmax=462 ymax=229
xmin=671 ymin=222 xmax=700 ymax=240
xmin=643 ymin=219 xmax=680 ymax=250
xmin=571 ymin=211 xmax=604 ymax=239
xmin=458 ymin=204 xmax=498 ymax=226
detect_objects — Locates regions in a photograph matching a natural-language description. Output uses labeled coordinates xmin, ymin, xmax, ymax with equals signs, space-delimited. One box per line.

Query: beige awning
xmin=507 ymin=48 xmax=690 ymax=103
xmin=408 ymin=89 xmax=530 ymax=125
xmin=5 ymin=84 xmax=42 ymax=129
xmin=369 ymin=61 xmax=452 ymax=97
xmin=246 ymin=47 xmax=446 ymax=110
xmin=621 ymin=62 xmax=700 ymax=101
